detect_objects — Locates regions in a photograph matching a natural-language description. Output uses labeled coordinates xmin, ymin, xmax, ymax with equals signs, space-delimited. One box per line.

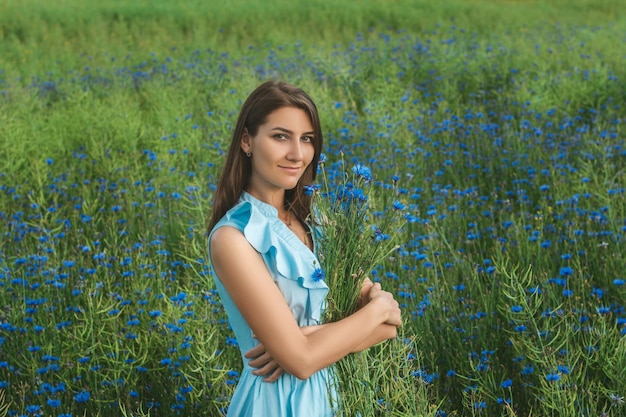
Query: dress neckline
xmin=240 ymin=191 xmax=315 ymax=253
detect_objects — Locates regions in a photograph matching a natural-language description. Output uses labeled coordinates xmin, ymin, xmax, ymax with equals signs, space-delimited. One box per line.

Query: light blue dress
xmin=209 ymin=192 xmax=337 ymax=417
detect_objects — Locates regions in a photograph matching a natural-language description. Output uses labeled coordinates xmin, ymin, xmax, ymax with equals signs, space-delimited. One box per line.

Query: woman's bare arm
xmin=245 ymin=322 xmax=396 ymax=382
xmin=210 ymin=226 xmax=402 ymax=380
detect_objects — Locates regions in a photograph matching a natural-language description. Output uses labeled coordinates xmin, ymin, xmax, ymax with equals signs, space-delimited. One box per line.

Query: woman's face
xmin=241 ymin=106 xmax=316 ymax=197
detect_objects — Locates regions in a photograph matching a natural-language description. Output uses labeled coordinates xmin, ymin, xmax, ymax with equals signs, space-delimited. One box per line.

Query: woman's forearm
xmin=352 ymin=323 xmax=397 ymax=352
xmin=301 ymin=322 xmax=396 ymax=352
xmin=291 ymin=299 xmax=391 ymax=378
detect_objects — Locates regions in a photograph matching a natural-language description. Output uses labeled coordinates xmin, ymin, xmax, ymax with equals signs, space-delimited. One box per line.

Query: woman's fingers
xmin=246 ymin=342 xmax=285 ymax=381
xmin=368 ymin=283 xmax=403 ymax=326
xmin=251 ymin=359 xmax=280 ymax=376
xmin=368 ymin=282 xmax=383 ymax=300
xmin=244 ymin=343 xmax=264 ymax=359
xmin=247 ymin=351 xmax=272 ymax=368
xmin=357 ymin=277 xmax=374 ymax=308
xmin=251 ymin=355 xmax=285 ymax=382
xmin=263 ymin=367 xmax=284 ymax=382
xmin=386 ymin=308 xmax=403 ymax=327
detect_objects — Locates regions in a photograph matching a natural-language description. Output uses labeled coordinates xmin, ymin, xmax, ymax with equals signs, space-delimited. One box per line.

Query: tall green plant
xmin=313 ymin=160 xmax=434 ymax=416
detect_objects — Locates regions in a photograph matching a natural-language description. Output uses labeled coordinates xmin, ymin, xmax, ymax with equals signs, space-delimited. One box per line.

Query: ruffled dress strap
xmin=209 ymin=192 xmax=329 ymax=323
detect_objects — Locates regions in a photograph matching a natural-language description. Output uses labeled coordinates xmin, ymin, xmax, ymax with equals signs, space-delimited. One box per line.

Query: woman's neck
xmin=245 ymin=187 xmax=286 ymax=213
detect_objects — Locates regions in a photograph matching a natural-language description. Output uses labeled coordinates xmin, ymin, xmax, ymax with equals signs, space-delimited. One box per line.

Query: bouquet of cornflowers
xmin=310 ymin=159 xmax=429 ymax=416
xmin=313 ymin=162 xmax=398 ymax=322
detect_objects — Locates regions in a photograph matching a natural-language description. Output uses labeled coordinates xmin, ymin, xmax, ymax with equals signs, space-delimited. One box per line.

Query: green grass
xmin=1 ymin=0 xmax=626 ymax=416
xmin=2 ymin=0 xmax=626 ymax=76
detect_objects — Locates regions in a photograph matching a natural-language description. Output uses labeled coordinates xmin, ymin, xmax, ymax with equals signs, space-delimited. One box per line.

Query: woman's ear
xmin=240 ymin=128 xmax=252 ymax=154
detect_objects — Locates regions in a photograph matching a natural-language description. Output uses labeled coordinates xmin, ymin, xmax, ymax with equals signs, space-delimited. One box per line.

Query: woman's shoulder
xmin=211 ymin=199 xmax=254 ymax=234
xmin=209 ymin=193 xmax=329 ymax=323
xmin=209 ymin=195 xmax=276 ymax=250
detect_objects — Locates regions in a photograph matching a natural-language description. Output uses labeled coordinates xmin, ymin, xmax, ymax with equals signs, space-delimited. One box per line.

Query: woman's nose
xmin=287 ymin=140 xmax=304 ymax=161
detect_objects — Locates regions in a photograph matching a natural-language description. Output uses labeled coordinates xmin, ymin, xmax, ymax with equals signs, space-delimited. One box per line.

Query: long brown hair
xmin=208 ymin=80 xmax=324 ymax=233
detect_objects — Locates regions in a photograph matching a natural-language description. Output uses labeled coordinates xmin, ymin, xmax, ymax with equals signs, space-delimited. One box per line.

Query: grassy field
xmin=1 ymin=0 xmax=626 ymax=416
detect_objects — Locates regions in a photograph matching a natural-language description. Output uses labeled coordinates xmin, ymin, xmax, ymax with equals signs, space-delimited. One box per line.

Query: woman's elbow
xmin=283 ymin=357 xmax=318 ymax=380
xmin=291 ymin=369 xmax=314 ymax=380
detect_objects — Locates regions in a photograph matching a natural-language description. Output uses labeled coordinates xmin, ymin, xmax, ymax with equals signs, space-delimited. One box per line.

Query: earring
xmin=246 ymin=152 xmax=251 ymax=157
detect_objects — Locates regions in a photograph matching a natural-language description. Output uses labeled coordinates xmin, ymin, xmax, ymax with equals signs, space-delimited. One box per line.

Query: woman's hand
xmin=244 ymin=326 xmax=323 ymax=382
xmin=244 ymin=341 xmax=284 ymax=382
xmin=357 ymin=277 xmax=375 ymax=309
xmin=368 ymin=281 xmax=402 ymax=327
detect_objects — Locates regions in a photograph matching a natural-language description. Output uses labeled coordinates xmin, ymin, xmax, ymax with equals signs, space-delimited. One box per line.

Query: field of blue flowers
xmin=1 ymin=1 xmax=625 ymax=416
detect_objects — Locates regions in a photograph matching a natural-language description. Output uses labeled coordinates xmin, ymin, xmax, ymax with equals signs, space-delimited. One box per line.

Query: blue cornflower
xmin=596 ymin=306 xmax=610 ymax=314
xmin=47 ymin=398 xmax=61 ymax=407
xmin=501 ymin=379 xmax=513 ymax=389
xmin=127 ymin=318 xmax=140 ymax=326
xmin=392 ymin=201 xmax=406 ymax=210
xmin=545 ymin=373 xmax=561 ymax=382
xmin=511 ymin=306 xmax=523 ymax=313
xmin=527 ymin=286 xmax=542 ymax=295
xmin=559 ymin=266 xmax=574 ymax=276
xmin=74 ymin=390 xmax=90 ymax=403
xmin=312 ymin=268 xmax=325 ymax=282
xmin=352 ymin=164 xmax=372 ymax=182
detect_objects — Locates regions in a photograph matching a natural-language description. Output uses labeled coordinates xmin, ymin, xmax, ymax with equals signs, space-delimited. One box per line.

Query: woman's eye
xmin=274 ymin=134 xmax=288 ymax=140
xmin=301 ymin=136 xmax=314 ymax=143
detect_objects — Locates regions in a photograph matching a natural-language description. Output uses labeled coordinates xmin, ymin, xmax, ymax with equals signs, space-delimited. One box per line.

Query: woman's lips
xmin=279 ymin=166 xmax=301 ymax=174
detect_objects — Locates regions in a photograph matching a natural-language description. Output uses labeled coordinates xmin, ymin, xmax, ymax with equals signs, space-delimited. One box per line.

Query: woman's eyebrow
xmin=270 ymin=126 xmax=315 ymax=136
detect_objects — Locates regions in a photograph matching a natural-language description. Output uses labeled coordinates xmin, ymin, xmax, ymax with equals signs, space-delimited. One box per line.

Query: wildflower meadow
xmin=1 ymin=0 xmax=625 ymax=415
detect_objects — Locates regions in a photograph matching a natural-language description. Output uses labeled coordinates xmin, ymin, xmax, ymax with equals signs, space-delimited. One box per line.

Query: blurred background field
xmin=1 ymin=0 xmax=625 ymax=416
xmin=2 ymin=0 xmax=625 ymax=76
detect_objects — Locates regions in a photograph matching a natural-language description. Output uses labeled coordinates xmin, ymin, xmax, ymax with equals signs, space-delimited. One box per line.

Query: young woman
xmin=208 ymin=80 xmax=402 ymax=416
